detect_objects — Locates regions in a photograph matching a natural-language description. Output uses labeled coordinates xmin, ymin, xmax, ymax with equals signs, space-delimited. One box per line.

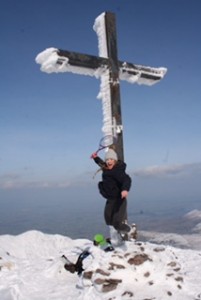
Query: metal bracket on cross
xmin=112 ymin=117 xmax=123 ymax=135
xmin=36 ymin=12 xmax=167 ymax=161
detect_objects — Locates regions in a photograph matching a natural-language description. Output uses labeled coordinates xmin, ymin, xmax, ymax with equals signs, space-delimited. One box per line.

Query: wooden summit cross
xmin=36 ymin=12 xmax=167 ymax=161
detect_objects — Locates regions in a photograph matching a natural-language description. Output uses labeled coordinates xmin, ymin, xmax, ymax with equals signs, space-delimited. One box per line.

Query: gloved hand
xmin=90 ymin=152 xmax=97 ymax=159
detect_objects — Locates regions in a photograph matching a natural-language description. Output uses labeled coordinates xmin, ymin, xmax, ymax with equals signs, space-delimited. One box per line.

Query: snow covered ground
xmin=0 ymin=230 xmax=201 ymax=300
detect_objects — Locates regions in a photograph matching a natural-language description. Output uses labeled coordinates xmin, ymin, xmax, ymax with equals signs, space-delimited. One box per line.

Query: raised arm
xmin=91 ymin=152 xmax=106 ymax=168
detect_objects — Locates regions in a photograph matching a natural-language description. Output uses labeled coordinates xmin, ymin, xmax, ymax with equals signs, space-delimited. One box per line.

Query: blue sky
xmin=0 ymin=0 xmax=201 ymax=214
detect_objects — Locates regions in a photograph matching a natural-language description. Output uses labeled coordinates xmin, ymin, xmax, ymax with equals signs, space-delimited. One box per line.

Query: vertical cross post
xmin=105 ymin=12 xmax=124 ymax=161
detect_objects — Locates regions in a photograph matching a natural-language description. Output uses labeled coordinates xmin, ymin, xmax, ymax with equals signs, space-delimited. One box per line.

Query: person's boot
xmin=109 ymin=226 xmax=124 ymax=246
xmin=127 ymin=223 xmax=137 ymax=241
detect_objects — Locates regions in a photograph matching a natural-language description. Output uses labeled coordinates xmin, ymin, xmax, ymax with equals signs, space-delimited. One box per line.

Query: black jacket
xmin=94 ymin=157 xmax=132 ymax=199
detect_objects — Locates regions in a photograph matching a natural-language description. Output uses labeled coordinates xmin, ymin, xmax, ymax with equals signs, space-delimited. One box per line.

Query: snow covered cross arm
xmin=35 ymin=12 xmax=167 ymax=161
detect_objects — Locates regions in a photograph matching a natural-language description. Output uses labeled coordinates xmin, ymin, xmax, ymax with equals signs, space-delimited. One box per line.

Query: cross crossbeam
xmin=36 ymin=12 xmax=167 ymax=161
xmin=57 ymin=50 xmax=165 ymax=83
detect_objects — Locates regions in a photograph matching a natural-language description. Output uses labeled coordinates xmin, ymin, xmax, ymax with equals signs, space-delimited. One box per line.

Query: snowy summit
xmin=0 ymin=230 xmax=201 ymax=300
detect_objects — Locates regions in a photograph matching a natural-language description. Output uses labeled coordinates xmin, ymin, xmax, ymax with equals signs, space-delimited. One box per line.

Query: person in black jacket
xmin=91 ymin=148 xmax=136 ymax=243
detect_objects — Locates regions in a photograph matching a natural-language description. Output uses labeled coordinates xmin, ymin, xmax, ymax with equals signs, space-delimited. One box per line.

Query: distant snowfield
xmin=139 ymin=230 xmax=201 ymax=250
xmin=0 ymin=230 xmax=201 ymax=300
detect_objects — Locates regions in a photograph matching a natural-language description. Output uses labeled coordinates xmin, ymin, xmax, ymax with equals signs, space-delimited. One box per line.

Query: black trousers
xmin=104 ymin=198 xmax=130 ymax=233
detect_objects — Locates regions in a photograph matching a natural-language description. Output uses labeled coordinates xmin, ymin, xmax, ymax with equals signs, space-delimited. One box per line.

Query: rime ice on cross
xmin=36 ymin=12 xmax=167 ymax=161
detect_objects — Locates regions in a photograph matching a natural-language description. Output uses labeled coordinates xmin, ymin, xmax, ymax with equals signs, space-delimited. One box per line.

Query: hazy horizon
xmin=1 ymin=184 xmax=200 ymax=240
